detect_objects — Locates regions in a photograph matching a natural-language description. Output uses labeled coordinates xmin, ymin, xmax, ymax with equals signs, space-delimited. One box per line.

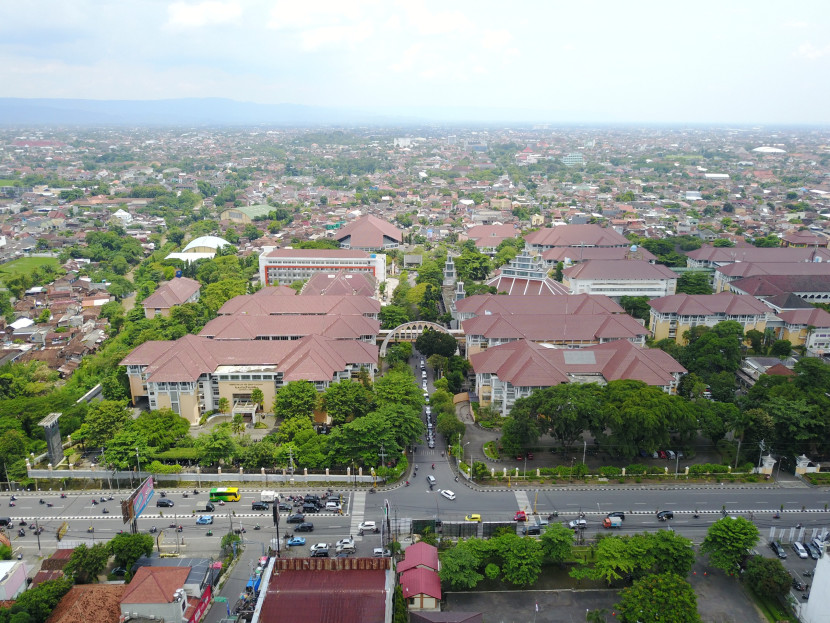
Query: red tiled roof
xmin=777 ymin=307 xmax=830 ymax=327
xmin=649 ymin=292 xmax=770 ymax=316
xmin=301 ymin=271 xmax=376 ymax=297
xmin=120 ymin=334 xmax=378 ymax=383
xmin=335 ymin=215 xmax=402 ymax=248
xmin=142 ymin=277 xmax=201 ymax=310
xmin=121 ymin=566 xmax=189 ymax=604
xmin=525 ymin=224 xmax=630 ymax=247
xmin=465 ymin=224 xmax=518 ymax=247
xmin=563 ymin=259 xmax=677 ymax=281
xmin=456 ymin=294 xmax=623 ymax=316
xmin=731 ymin=274 xmax=830 ymax=296
xmin=218 ymin=294 xmax=379 ymax=317
xmin=400 ymin=568 xmax=442 ymax=600
xmin=462 ymin=313 xmax=648 ymax=342
xmin=199 ymin=314 xmax=379 ymax=341
xmin=717 ymin=261 xmax=830 ymax=278
xmin=397 ymin=542 xmax=438 ymax=573
xmin=686 ymin=245 xmax=830 ymax=264
xmin=542 ymin=246 xmax=657 ymax=263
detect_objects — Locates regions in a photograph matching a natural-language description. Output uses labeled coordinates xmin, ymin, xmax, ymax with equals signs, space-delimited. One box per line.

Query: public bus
xmin=209 ymin=487 xmax=240 ymax=502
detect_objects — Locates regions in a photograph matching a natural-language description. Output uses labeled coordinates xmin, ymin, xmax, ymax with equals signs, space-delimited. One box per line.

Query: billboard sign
xmin=121 ymin=476 xmax=155 ymax=524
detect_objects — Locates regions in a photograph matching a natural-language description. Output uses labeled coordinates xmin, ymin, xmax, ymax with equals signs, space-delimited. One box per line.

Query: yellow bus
xmin=209 ymin=487 xmax=240 ymax=502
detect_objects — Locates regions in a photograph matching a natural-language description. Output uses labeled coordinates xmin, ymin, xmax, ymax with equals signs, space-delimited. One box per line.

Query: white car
xmin=423 ymin=391 xmax=429 ymax=399
xmin=425 ymin=407 xmax=431 ymax=415
xmin=309 ymin=542 xmax=330 ymax=553
xmin=335 ymin=537 xmax=354 ymax=549
xmin=440 ymin=490 xmax=456 ymax=501
xmin=358 ymin=521 xmax=378 ymax=533
xmin=568 ymin=519 xmax=587 ymax=530
xmin=422 ymin=382 xmax=428 ymax=390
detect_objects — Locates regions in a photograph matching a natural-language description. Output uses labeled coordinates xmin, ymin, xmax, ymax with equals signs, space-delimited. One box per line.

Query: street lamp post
xmin=463 ymin=442 xmax=470 ymax=479
xmin=135 ymin=448 xmax=141 ymax=478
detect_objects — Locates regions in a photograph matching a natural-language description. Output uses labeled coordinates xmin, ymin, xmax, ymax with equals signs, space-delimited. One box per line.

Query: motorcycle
xmin=454 ymin=476 xmax=459 ymax=482
xmin=254 ymin=525 xmax=261 ymax=530
xmin=149 ymin=526 xmax=158 ymax=533
xmin=8 ymin=502 xmax=14 ymax=507
xmin=46 ymin=502 xmax=53 ymax=508
xmin=99 ymin=497 xmax=106 ymax=503
xmin=206 ymin=530 xmax=213 ymax=536
xmin=39 ymin=499 xmax=45 ymax=505
xmin=102 ymin=508 xmax=110 ymax=514
xmin=183 ymin=493 xmax=189 ymax=498
xmin=17 ymin=529 xmax=25 ymax=537
xmin=548 ymin=512 xmax=559 ymax=519
xmin=368 ymin=488 xmax=376 ymax=494
xmin=405 ymin=481 xmax=410 ymax=487
xmin=9 ymin=495 xmax=16 ymax=501
xmin=192 ymin=490 xmax=198 ymax=495
xmin=160 ymin=491 xmax=166 ymax=498
xmin=774 ymin=513 xmax=781 ymax=519
xmin=87 ymin=526 xmax=94 ymax=533
xmin=92 ymin=499 xmax=98 ymax=506
xmin=177 ymin=526 xmax=183 ymax=532
xmin=218 ymin=500 xmax=225 ymax=506
xmin=18 ymin=520 xmax=26 ymax=526
xmin=60 ymin=494 xmax=66 ymax=499
xmin=107 ymin=496 xmax=113 ymax=501
xmin=169 ymin=523 xmax=177 ymax=529
xmin=804 ymin=570 xmax=814 ymax=577
xmin=431 ymin=463 xmax=435 ymax=469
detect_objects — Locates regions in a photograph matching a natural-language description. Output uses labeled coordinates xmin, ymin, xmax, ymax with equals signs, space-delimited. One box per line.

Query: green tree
xmin=241 ymin=439 xmax=278 ymax=469
xmin=439 ymin=543 xmax=484 ymax=590
xmin=275 ymin=416 xmax=315 ymax=444
xmin=232 ymin=413 xmax=245 ymax=435
xmin=700 ymin=517 xmax=759 ymax=574
xmin=273 ymin=381 xmax=319 ymax=420
xmin=415 ymin=329 xmax=457 ymax=358
xmin=696 ymin=401 xmax=739 ymax=446
xmin=416 ymin=260 xmax=443 ymax=288
xmin=11 ymin=577 xmax=73 ymax=623
xmin=676 ymin=272 xmax=712 ymax=295
xmin=769 ymin=339 xmax=792 ymax=357
xmin=218 ymin=397 xmax=230 ymax=414
xmin=64 ymin=543 xmax=111 ymax=583
xmin=492 ymin=532 xmax=544 ymax=586
xmin=540 ymin=523 xmax=574 ymax=563
xmin=524 ymin=384 xmax=603 ymax=451
xmin=392 ymin=585 xmax=408 ymax=623
xmin=78 ymin=399 xmax=130 ymax=447
xmin=109 ymin=533 xmax=154 ymax=573
xmin=455 ymin=249 xmax=491 ymax=282
xmin=321 ymin=379 xmax=374 ymax=425
xmin=250 ymin=388 xmax=264 ymax=411
xmin=130 ymin=408 xmax=190 ymax=451
xmin=620 ymin=296 xmax=651 ymax=322
xmin=744 ymin=555 xmax=791 ymax=598
xmin=616 ymin=573 xmax=702 ymax=623
xmin=194 ymin=427 xmax=237 ymax=466
xmin=200 ymin=278 xmax=246 ymax=313
xmin=500 ymin=410 xmax=540 ymax=458
xmin=648 ymin=530 xmax=695 ymax=576
xmin=374 ymin=370 xmax=424 ymax=411
xmin=379 ymin=305 xmax=410 ymax=330
xmin=436 ymin=411 xmax=465 ymax=441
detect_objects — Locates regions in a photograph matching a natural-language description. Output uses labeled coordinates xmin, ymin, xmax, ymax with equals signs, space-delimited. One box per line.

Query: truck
xmin=603 ymin=516 xmax=622 ymax=529
xmin=261 ymin=491 xmax=279 ymax=503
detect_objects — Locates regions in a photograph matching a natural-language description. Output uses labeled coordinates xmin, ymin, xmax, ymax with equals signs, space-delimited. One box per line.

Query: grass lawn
xmin=0 ymin=180 xmax=20 ymax=186
xmin=748 ymin=588 xmax=795 ymax=622
xmin=0 ymin=256 xmax=60 ymax=283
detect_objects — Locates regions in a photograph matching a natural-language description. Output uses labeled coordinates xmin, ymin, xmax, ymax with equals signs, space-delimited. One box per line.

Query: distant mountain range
xmin=0 ymin=97 xmax=403 ymax=126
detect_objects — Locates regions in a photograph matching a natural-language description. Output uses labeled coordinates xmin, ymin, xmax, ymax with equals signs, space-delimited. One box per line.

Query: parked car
xmin=792 ymin=541 xmax=809 ymax=559
xmin=373 ymin=547 xmax=391 ymax=557
xmin=658 ymin=450 xmax=667 ymax=459
xmin=294 ymin=522 xmax=314 ymax=532
xmin=804 ymin=541 xmax=821 ymax=560
xmin=656 ymin=510 xmax=674 ymax=521
xmin=287 ymin=514 xmax=305 ymax=524
xmin=358 ymin=521 xmax=379 ymax=534
xmin=195 ymin=515 xmax=213 ymax=525
xmin=440 ymin=490 xmax=456 ymax=501
xmin=286 ymin=536 xmax=306 ymax=547
xmin=666 ymin=450 xmax=676 ymax=460
xmin=792 ymin=577 xmax=807 ymax=591
xmin=309 ymin=543 xmax=331 ymax=554
xmin=157 ymin=499 xmax=174 ymax=508
xmin=769 ymin=540 xmax=787 ymax=559
xmin=311 ymin=548 xmax=329 ymax=557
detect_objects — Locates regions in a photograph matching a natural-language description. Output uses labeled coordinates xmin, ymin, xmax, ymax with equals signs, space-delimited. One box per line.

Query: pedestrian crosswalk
xmin=514 ymin=490 xmax=530 ymax=513
xmin=350 ymin=491 xmax=366 ymax=539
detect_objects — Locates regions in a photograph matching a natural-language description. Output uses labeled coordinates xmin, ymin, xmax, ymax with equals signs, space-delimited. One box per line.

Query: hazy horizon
xmin=2 ymin=1 xmax=829 ymax=125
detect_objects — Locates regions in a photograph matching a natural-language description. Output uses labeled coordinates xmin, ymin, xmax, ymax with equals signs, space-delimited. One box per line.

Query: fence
xmin=26 ymin=468 xmax=377 ymax=486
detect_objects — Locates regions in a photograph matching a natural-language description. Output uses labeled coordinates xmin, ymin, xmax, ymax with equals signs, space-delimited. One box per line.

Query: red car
xmin=514 ymin=511 xmax=527 ymax=522
xmin=658 ymin=450 xmax=667 ymax=459
xmin=526 ymin=452 xmax=534 ymax=460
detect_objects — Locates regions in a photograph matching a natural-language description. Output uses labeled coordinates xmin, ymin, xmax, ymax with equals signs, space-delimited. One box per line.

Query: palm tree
xmin=218 ymin=397 xmax=229 ymax=414
xmin=232 ymin=413 xmax=245 ymax=435
xmin=586 ymin=608 xmax=608 ymax=623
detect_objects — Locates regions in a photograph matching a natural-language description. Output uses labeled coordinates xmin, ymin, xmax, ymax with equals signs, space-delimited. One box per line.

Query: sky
xmin=1 ymin=0 xmax=829 ymax=124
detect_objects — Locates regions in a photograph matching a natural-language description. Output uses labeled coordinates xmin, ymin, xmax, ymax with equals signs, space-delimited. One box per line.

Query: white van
xmin=260 ymin=490 xmax=279 ymax=503
xmin=793 ymin=541 xmax=809 ymax=559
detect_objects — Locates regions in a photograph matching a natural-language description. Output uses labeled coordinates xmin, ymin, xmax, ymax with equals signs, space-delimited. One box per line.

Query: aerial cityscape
xmin=1 ymin=2 xmax=830 ymax=623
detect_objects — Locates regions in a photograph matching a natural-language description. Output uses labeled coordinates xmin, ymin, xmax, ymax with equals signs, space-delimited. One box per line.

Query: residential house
xmin=300 ymin=270 xmax=377 ymax=297
xmin=782 ymin=229 xmax=828 ymax=248
xmin=142 ymin=277 xmax=201 ymax=319
xmin=120 ymin=566 xmax=196 ymax=623
xmin=463 ymin=224 xmax=519 ymax=256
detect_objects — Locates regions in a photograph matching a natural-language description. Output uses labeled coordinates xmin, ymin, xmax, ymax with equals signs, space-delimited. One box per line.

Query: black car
xmin=287 ymin=513 xmax=305 ymax=524
xmin=294 ymin=522 xmax=314 ymax=532
xmin=656 ymin=510 xmax=673 ymax=521
xmin=252 ymin=501 xmax=269 ymax=511
xmin=304 ymin=495 xmax=321 ymax=504
xmin=606 ymin=511 xmax=625 ymax=521
xmin=157 ymin=499 xmax=174 ymax=508
xmin=522 ymin=525 xmax=542 ymax=536
xmin=204 ymin=502 xmax=215 ymax=513
xmin=302 ymin=503 xmax=320 ymax=513
xmin=769 ymin=540 xmax=787 ymax=559
xmin=278 ymin=502 xmax=292 ymax=512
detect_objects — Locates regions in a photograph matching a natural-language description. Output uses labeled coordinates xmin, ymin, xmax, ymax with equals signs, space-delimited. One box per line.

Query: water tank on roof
xmin=630 ymin=245 xmax=638 ymax=252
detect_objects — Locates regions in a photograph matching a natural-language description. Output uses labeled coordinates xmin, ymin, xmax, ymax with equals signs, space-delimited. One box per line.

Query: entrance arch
xmin=379 ymin=321 xmax=457 ymax=357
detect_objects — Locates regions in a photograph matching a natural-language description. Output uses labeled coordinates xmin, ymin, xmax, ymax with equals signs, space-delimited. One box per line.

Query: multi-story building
xmin=562 ymin=259 xmax=677 ymax=300
xmin=484 ymin=249 xmax=569 ymax=295
xmin=713 ymin=262 xmax=830 ymax=293
xmin=142 ymin=277 xmax=201 ymax=319
xmin=685 ymin=245 xmax=830 ymax=269
xmin=776 ymin=308 xmax=830 ymax=354
xmin=218 ymin=291 xmax=380 ymax=320
xmin=525 ymin=224 xmax=630 ymax=255
xmin=334 ymin=215 xmax=402 ymax=251
xmin=648 ymin=292 xmax=774 ymax=344
xmin=454 ymin=293 xmax=624 ymax=323
xmin=199 ymin=314 xmax=379 ymax=343
xmin=472 ymin=339 xmax=685 ymax=415
xmin=258 ymin=249 xmax=386 ymax=286
xmin=121 ymin=333 xmax=378 ymax=424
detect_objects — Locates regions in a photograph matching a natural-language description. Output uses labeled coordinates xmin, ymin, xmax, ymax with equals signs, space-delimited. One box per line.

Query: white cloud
xmin=167 ymin=1 xmax=242 ymax=29
xmin=794 ymin=42 xmax=830 ymax=59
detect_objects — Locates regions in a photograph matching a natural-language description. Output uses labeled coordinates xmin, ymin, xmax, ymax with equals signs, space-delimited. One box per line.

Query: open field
xmin=0 ymin=256 xmax=59 ymax=283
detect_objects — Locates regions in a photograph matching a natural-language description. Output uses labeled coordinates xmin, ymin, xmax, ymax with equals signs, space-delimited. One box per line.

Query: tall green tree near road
xmin=379 ymin=305 xmax=410 ymax=330
xmin=439 ymin=543 xmax=484 ymax=590
xmin=744 ymin=555 xmax=791 ymax=598
xmin=109 ymin=533 xmax=154 ymax=574
xmin=540 ymin=523 xmax=574 ymax=563
xmin=499 ymin=410 xmax=540 ymax=457
xmin=65 ymin=543 xmax=110 ymax=583
xmin=374 ymin=370 xmax=424 ymax=411
xmin=415 ymin=329 xmax=457 ymax=358
xmin=616 ymin=573 xmax=702 ymax=623
xmin=273 ymin=380 xmax=319 ymax=420
xmin=493 ymin=533 xmax=544 ymax=586
xmin=517 ymin=384 xmax=603 ymax=451
xmin=77 ymin=399 xmax=130 ymax=448
xmin=321 ymin=379 xmax=375 ymax=425
xmin=676 ymin=272 xmax=713 ymax=295
xmin=250 ymin=388 xmax=264 ymax=411
xmin=194 ymin=427 xmax=237 ymax=466
xmin=648 ymin=530 xmax=695 ymax=576
xmin=700 ymin=517 xmax=759 ymax=574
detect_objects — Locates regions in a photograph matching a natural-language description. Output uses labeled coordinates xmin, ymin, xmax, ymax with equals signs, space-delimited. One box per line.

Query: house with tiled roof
xmin=542 ymin=244 xmax=657 ymax=266
xmin=782 ymin=229 xmax=828 ymax=248
xmin=525 ymin=224 xmax=630 ymax=253
xmin=648 ymin=293 xmax=774 ymax=344
xmin=454 ymin=293 xmax=624 ymax=322
xmin=471 ymin=339 xmax=685 ymax=414
xmin=463 ymin=224 xmax=519 ymax=256
xmin=685 ymin=244 xmax=830 ymax=269
xmin=335 ymin=215 xmax=402 ymax=251
xmin=562 ymin=259 xmax=678 ymax=300
xmin=218 ymin=292 xmax=379 ymax=319
xmin=46 ymin=584 xmax=127 ymax=623
xmin=301 ymin=270 xmax=377 ymax=297
xmin=199 ymin=313 xmax=379 ymax=343
xmin=142 ymin=277 xmax=201 ymax=319
xmin=120 ymin=566 xmax=195 ymax=622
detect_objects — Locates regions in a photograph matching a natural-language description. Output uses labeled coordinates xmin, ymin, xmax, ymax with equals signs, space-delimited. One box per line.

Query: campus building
xmin=562 ymin=259 xmax=678 ymax=300
xmin=258 ymin=248 xmax=387 ymax=286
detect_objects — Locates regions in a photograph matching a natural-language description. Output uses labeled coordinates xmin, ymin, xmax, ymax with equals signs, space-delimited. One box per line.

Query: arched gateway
xmin=379 ymin=321 xmax=458 ymax=357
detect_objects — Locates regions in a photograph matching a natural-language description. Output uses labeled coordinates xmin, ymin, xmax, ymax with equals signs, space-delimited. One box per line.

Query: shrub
xmin=599 ymin=466 xmax=622 ymax=477
xmin=626 ymin=463 xmax=647 ymax=475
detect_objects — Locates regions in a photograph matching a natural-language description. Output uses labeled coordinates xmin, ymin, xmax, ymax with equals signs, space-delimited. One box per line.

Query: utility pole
xmin=135 ymin=448 xmax=141 ymax=477
xmin=35 ymin=519 xmax=41 ymax=554
xmin=582 ymin=440 xmax=587 ymax=466
xmin=758 ymin=440 xmax=765 ymax=468
xmin=734 ymin=438 xmax=742 ymax=469
xmin=228 ymin=510 xmax=233 ymax=536
xmin=378 ymin=445 xmax=387 ymax=467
